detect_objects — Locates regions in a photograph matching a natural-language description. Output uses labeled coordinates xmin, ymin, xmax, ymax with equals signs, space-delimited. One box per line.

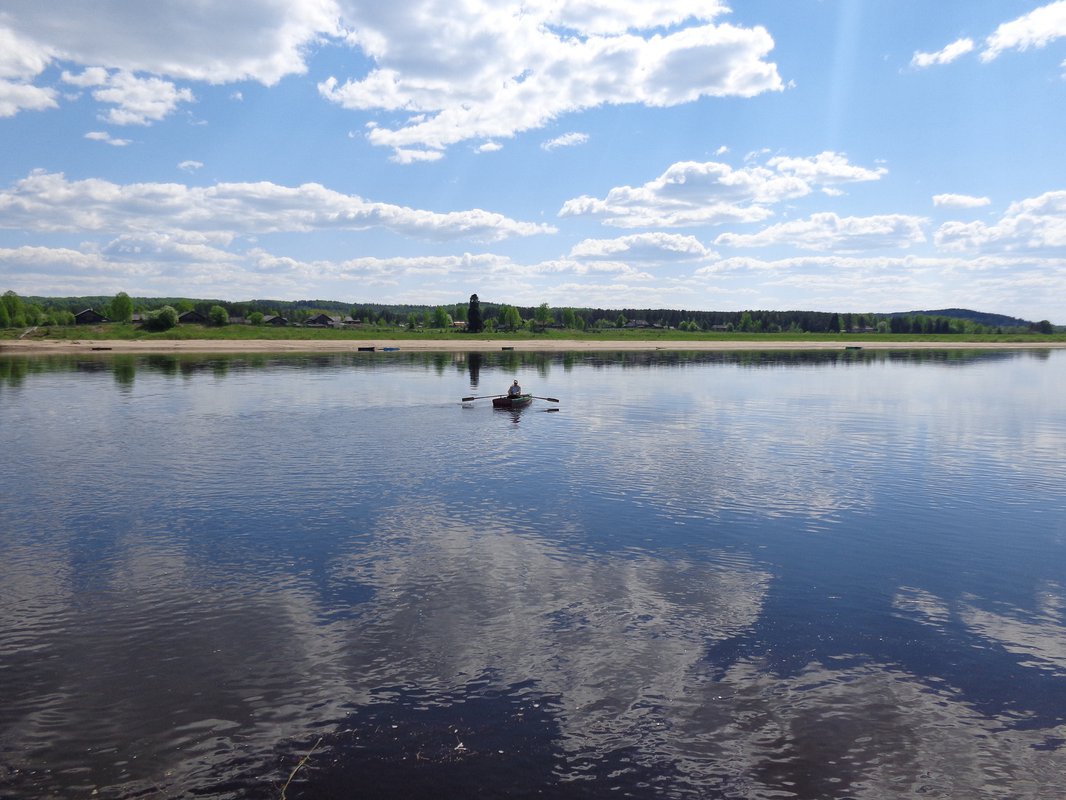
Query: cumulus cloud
xmin=0 ymin=170 xmax=555 ymax=242
xmin=911 ymin=37 xmax=975 ymax=68
xmin=0 ymin=79 xmax=57 ymax=117
xmin=560 ymin=151 xmax=886 ymax=228
xmin=982 ymin=0 xmax=1066 ymax=62
xmin=715 ymin=212 xmax=928 ymax=252
xmin=321 ymin=1 xmax=782 ymax=157
xmin=569 ymin=232 xmax=717 ymax=262
xmin=935 ymin=190 xmax=1066 ymax=252
xmin=766 ymin=151 xmax=888 ymax=185
xmin=2 ymin=0 xmax=341 ymax=85
xmin=63 ymin=69 xmax=194 ymax=125
xmin=0 ymin=1 xmax=340 ymax=123
xmin=0 ymin=26 xmax=57 ymax=116
xmin=2 ymin=2 xmax=783 ymax=151
xmin=178 ymin=160 xmax=205 ymax=172
xmin=541 ymin=132 xmax=589 ymax=151
xmin=933 ymin=193 xmax=991 ymax=208
xmin=85 ymin=131 xmax=133 ymax=147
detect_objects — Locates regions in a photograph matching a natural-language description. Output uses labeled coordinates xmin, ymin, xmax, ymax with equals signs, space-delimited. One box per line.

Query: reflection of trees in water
xmin=466 ymin=352 xmax=482 ymax=387
xmin=0 ymin=348 xmax=1045 ymax=390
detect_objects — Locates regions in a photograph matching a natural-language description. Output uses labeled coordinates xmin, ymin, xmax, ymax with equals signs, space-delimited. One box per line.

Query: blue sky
xmin=1 ymin=1 xmax=1065 ymax=321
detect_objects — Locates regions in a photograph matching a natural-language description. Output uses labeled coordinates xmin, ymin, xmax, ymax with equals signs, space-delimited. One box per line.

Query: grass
xmin=4 ymin=323 xmax=1065 ymax=345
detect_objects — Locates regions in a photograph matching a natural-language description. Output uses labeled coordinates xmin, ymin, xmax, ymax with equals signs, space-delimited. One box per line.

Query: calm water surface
xmin=1 ymin=349 xmax=1065 ymax=799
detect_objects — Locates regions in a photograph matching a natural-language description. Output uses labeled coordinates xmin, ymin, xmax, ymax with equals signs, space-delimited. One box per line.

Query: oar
xmin=462 ymin=393 xmax=505 ymax=402
xmin=532 ymin=396 xmax=560 ymax=403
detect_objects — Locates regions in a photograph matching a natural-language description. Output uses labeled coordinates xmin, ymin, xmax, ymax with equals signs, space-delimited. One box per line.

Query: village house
xmin=305 ymin=313 xmax=343 ymax=327
xmin=74 ymin=308 xmax=108 ymax=324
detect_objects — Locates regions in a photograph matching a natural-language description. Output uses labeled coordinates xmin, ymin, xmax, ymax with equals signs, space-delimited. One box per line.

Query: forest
xmin=0 ymin=289 xmax=1057 ymax=335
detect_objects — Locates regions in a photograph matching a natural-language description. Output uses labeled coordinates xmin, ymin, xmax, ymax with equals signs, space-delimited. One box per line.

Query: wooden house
xmin=178 ymin=310 xmax=207 ymax=324
xmin=305 ymin=313 xmax=343 ymax=327
xmin=74 ymin=308 xmax=108 ymax=324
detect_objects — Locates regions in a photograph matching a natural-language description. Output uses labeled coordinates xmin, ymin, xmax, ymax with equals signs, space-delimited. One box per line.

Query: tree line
xmin=1 ymin=289 xmax=1055 ymax=334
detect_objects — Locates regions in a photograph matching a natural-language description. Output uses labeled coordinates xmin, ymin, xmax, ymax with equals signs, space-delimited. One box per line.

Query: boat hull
xmin=493 ymin=394 xmax=532 ymax=409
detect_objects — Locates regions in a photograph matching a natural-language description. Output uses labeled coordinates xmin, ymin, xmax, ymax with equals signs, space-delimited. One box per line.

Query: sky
xmin=1 ymin=1 xmax=1065 ymax=322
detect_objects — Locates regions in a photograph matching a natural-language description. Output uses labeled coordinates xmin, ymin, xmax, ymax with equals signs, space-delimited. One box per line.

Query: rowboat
xmin=492 ymin=393 xmax=533 ymax=409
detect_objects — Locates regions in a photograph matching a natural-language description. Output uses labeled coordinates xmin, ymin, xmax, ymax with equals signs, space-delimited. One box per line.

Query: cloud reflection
xmin=332 ymin=501 xmax=771 ymax=759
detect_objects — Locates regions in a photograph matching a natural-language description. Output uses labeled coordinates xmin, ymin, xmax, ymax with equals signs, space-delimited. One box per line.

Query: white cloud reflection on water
xmin=3 ymin=351 xmax=1066 ymax=797
xmin=4 ymin=484 xmax=1066 ymax=797
xmin=896 ymin=582 xmax=1066 ymax=678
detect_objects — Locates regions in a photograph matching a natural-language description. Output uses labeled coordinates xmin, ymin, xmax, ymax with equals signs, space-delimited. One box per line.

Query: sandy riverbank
xmin=3 ymin=338 xmax=1064 ymax=355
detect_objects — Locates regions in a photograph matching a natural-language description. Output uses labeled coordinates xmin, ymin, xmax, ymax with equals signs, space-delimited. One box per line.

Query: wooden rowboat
xmin=492 ymin=393 xmax=532 ymax=409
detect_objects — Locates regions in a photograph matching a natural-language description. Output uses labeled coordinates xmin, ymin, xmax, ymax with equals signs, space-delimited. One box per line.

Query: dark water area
xmin=1 ymin=348 xmax=1064 ymax=799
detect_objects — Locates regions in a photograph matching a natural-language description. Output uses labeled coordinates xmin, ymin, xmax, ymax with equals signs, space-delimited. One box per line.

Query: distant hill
xmin=890 ymin=308 xmax=1034 ymax=328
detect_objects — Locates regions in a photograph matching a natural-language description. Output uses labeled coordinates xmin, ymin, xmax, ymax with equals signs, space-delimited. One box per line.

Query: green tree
xmin=248 ymin=311 xmax=265 ymax=326
xmin=616 ymin=314 xmax=627 ymax=328
xmin=467 ymin=294 xmax=484 ymax=333
xmin=0 ymin=303 xmax=9 ymax=328
xmin=2 ymin=291 xmax=24 ymax=327
xmin=143 ymin=305 xmax=178 ymax=331
xmin=208 ymin=305 xmax=229 ymax=326
xmin=499 ymin=305 xmax=522 ymax=330
xmin=431 ymin=306 xmax=451 ymax=329
xmin=109 ymin=291 xmax=133 ymax=323
xmin=534 ymin=303 xmax=553 ymax=326
xmin=561 ymin=307 xmax=577 ymax=329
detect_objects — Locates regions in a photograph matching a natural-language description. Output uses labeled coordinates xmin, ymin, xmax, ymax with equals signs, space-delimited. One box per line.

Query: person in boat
xmin=507 ymin=379 xmax=522 ymax=397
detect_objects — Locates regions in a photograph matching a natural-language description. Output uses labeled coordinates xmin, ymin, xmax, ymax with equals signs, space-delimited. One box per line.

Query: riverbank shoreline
xmin=3 ymin=337 xmax=1065 ymax=355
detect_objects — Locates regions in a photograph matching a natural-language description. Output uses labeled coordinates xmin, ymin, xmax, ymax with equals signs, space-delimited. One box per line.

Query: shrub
xmin=143 ymin=305 xmax=178 ymax=331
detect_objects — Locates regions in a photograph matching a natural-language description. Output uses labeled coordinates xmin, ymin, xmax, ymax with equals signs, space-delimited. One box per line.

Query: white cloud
xmin=477 ymin=142 xmax=503 ymax=153
xmin=3 ymin=0 xmax=342 ymax=85
xmin=389 ymin=147 xmax=445 ymax=165
xmin=0 ymin=170 xmax=555 ymax=242
xmin=935 ymin=190 xmax=1066 ymax=252
xmin=321 ymin=1 xmax=782 ymax=157
xmin=766 ymin=151 xmax=888 ymax=185
xmin=178 ymin=160 xmax=205 ymax=172
xmin=0 ymin=25 xmax=52 ymax=79
xmin=85 ymin=131 xmax=132 ymax=147
xmin=63 ymin=69 xmax=195 ymax=125
xmin=560 ymin=152 xmax=885 ymax=228
xmin=715 ymin=212 xmax=928 ymax=252
xmin=0 ymin=25 xmax=57 ymax=116
xmin=911 ymin=37 xmax=975 ymax=69
xmin=0 ymin=79 xmax=58 ymax=117
xmin=569 ymin=233 xmax=717 ymax=262
xmin=982 ymin=0 xmax=1066 ymax=62
xmin=932 ymin=193 xmax=991 ymax=208
xmin=542 ymin=132 xmax=589 ymax=151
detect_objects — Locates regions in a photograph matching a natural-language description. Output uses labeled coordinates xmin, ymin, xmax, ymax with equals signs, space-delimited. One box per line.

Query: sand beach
xmin=3 ymin=337 xmax=1064 ymax=355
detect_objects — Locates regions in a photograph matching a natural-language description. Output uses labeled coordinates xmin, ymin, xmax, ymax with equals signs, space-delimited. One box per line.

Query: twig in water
xmin=280 ymin=737 xmax=322 ymax=800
